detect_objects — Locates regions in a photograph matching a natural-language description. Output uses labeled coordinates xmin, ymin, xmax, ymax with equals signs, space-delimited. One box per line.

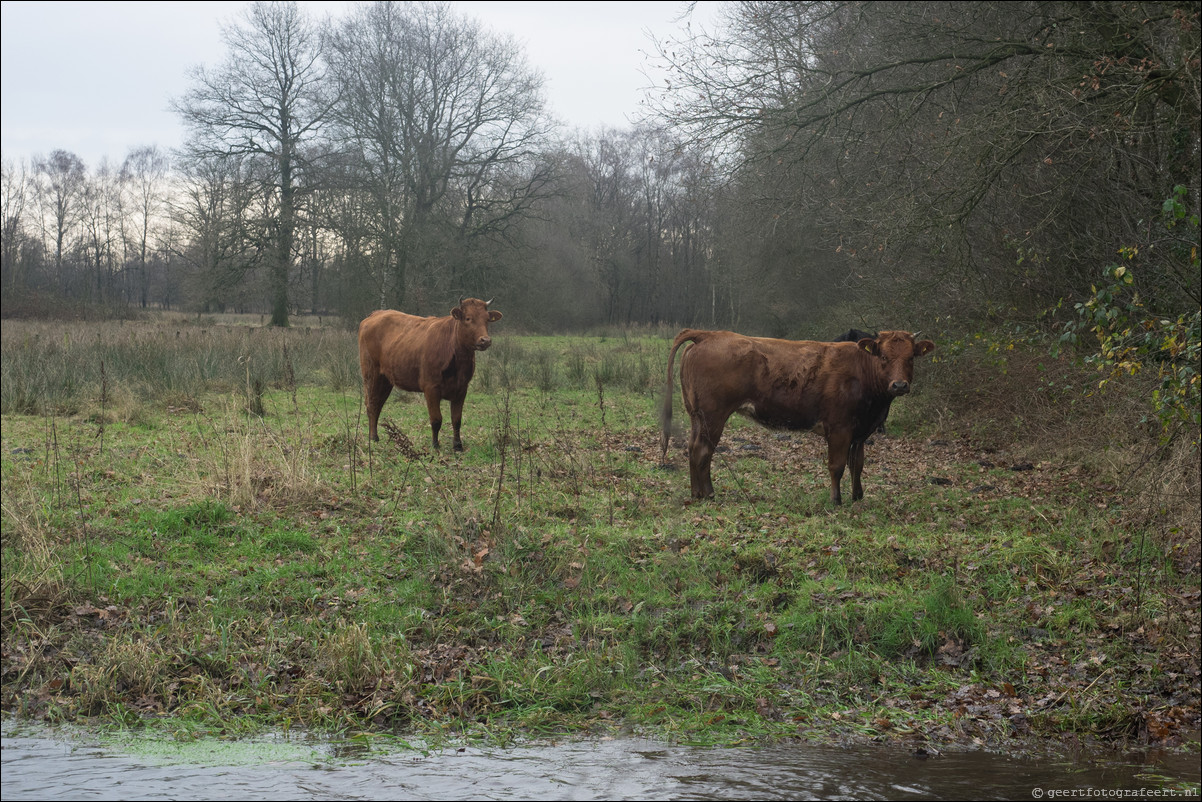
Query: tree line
xmin=2 ymin=1 xmax=1197 ymax=337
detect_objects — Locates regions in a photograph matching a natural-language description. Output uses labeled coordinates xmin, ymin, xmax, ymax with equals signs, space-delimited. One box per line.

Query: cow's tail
xmin=660 ymin=329 xmax=705 ymax=462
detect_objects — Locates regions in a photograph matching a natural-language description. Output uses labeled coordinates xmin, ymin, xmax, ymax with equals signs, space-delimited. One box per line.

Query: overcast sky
xmin=0 ymin=0 xmax=718 ymax=169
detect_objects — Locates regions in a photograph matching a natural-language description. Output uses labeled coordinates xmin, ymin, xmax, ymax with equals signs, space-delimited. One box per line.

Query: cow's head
xmin=451 ymin=298 xmax=503 ymax=351
xmin=858 ymin=330 xmax=935 ymax=397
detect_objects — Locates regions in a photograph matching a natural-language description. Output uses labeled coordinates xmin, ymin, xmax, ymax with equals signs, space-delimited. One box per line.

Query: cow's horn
xmin=485 ymin=298 xmax=493 ymax=306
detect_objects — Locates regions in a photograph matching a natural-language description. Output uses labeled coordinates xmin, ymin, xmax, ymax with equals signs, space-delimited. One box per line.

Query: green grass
xmin=1 ymin=318 xmax=1197 ymax=753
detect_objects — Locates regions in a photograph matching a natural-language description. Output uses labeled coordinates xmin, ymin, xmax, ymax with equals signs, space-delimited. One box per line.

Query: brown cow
xmin=661 ymin=329 xmax=935 ymax=504
xmin=359 ymin=298 xmax=502 ymax=452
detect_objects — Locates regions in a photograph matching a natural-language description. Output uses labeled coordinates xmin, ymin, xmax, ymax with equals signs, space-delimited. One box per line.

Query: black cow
xmin=832 ymin=328 xmax=878 ymax=343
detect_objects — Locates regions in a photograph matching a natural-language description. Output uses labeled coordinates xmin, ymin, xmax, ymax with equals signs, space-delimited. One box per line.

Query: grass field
xmin=1 ymin=317 xmax=1197 ymax=752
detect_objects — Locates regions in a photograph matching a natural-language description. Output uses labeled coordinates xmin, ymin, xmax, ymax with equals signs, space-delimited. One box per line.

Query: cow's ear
xmin=858 ymin=337 xmax=880 ymax=355
xmin=488 ymin=310 xmax=503 ymax=323
xmin=915 ymin=340 xmax=935 ymax=357
xmin=451 ymin=307 xmax=465 ymax=320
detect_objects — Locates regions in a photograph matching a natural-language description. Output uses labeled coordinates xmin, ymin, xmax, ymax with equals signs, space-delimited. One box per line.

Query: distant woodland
xmin=2 ymin=1 xmax=1198 ymax=336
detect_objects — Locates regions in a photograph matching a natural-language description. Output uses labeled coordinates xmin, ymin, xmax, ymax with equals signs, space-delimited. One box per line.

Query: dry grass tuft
xmin=1118 ymin=433 xmax=1201 ymax=567
xmin=71 ymin=636 xmax=169 ymax=714
xmin=0 ymin=472 xmax=67 ymax=622
xmin=313 ymin=621 xmax=403 ymax=695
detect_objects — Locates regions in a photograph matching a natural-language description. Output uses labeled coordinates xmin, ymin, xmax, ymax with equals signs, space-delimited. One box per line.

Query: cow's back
xmin=359 ymin=310 xmax=450 ymax=393
xmin=681 ymin=332 xmax=851 ymax=394
xmin=678 ymin=333 xmax=804 ymax=417
xmin=681 ymin=333 xmax=875 ymax=429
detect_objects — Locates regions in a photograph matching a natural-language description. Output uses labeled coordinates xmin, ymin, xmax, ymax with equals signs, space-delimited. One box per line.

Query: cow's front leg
xmin=449 ymin=395 xmax=466 ymax=452
xmin=825 ymin=431 xmax=852 ymax=505
xmin=424 ymin=390 xmax=443 ymax=451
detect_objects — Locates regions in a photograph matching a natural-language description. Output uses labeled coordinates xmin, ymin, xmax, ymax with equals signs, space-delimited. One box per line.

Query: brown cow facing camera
xmin=661 ymin=329 xmax=935 ymax=504
xmin=359 ymin=298 xmax=502 ymax=452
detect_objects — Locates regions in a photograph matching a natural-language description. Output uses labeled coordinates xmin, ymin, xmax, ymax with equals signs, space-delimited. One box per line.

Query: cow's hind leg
xmin=688 ymin=413 xmax=727 ymax=499
xmin=364 ymin=375 xmax=393 ymax=442
xmin=424 ymin=390 xmax=444 ymax=451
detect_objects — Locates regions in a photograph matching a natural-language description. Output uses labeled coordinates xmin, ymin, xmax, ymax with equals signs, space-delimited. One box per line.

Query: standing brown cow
xmin=359 ymin=298 xmax=502 ymax=452
xmin=661 ymin=329 xmax=935 ymax=504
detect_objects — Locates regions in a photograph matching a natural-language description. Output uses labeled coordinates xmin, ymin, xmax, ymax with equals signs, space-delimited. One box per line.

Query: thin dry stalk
xmin=491 ymin=391 xmax=512 ymax=534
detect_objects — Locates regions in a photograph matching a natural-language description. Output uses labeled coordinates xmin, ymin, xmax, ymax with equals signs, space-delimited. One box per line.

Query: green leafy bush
xmin=1063 ymin=186 xmax=1201 ymax=441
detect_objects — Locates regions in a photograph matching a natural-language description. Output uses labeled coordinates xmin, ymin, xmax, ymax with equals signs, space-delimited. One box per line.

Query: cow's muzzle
xmin=889 ymin=380 xmax=910 ymax=396
xmin=476 ymin=337 xmax=492 ymax=351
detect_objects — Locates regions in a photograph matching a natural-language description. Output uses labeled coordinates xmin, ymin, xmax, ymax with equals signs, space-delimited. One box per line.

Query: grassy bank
xmin=1 ymin=318 xmax=1198 ymax=752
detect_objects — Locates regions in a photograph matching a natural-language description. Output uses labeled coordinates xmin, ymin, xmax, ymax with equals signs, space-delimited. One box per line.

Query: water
xmin=3 ymin=721 xmax=1197 ymax=801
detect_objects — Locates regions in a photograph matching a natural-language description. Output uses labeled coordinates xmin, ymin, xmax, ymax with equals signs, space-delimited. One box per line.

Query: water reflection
xmin=3 ymin=721 xmax=1197 ymax=801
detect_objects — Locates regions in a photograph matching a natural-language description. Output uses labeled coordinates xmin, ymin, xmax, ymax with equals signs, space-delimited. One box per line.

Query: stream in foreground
xmin=3 ymin=721 xmax=1198 ymax=800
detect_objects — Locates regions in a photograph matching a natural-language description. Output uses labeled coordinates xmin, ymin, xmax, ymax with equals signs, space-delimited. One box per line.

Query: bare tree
xmin=515 ymin=126 xmax=729 ymax=330
xmin=569 ymin=129 xmax=639 ymax=324
xmin=649 ymin=1 xmax=1201 ymax=319
xmin=174 ymin=1 xmax=335 ymax=325
xmin=1 ymin=158 xmax=31 ymax=296
xmin=171 ymin=152 xmax=265 ymax=313
xmin=325 ymin=0 xmax=554 ymax=311
xmin=80 ymin=160 xmax=123 ymax=303
xmin=33 ymin=150 xmax=87 ymax=292
xmin=121 ymin=146 xmax=171 ymax=309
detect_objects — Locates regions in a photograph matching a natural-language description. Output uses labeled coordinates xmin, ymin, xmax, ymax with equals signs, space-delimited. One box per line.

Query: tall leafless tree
xmin=80 ymin=160 xmax=123 ymax=303
xmin=174 ymin=1 xmax=335 ymax=326
xmin=649 ymin=1 xmax=1201 ymax=319
xmin=171 ymin=152 xmax=265 ymax=313
xmin=1 ymin=158 xmax=31 ymax=297
xmin=34 ymin=149 xmax=87 ymax=293
xmin=325 ymin=0 xmax=554 ymax=311
xmin=121 ymin=146 xmax=171 ymax=309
